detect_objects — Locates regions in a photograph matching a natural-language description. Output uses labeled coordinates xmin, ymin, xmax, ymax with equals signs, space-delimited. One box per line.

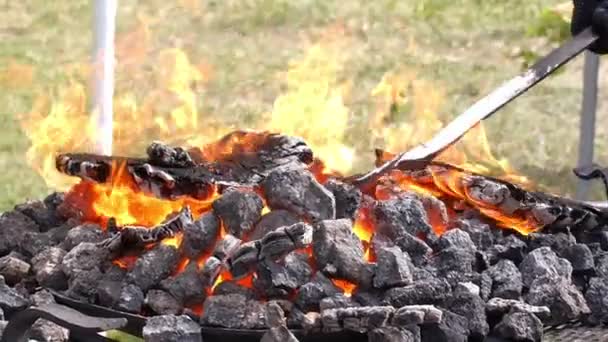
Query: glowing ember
xmin=331 ymin=279 xmax=357 ymax=297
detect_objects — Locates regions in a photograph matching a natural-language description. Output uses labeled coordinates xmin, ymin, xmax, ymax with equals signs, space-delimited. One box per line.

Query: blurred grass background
xmin=0 ymin=0 xmax=607 ymax=211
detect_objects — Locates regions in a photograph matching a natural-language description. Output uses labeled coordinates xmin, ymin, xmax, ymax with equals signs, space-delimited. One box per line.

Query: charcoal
xmin=434 ymin=248 xmax=475 ymax=284
xmin=260 ymin=223 xmax=313 ymax=260
xmin=160 ymin=263 xmax=205 ymax=306
xmin=482 ymin=259 xmax=522 ymax=300
xmin=102 ymin=263 xmax=127 ymax=281
xmin=19 ymin=230 xmax=56 ymax=258
xmin=320 ymin=294 xmax=360 ymax=311
xmin=261 ymin=326 xmax=299 ymax=342
xmin=28 ymin=319 xmax=69 ymax=342
xmin=584 ymin=277 xmax=608 ymax=323
xmin=487 ymin=235 xmax=527 ymax=265
xmin=213 ymin=234 xmax=241 ymax=263
xmin=298 ymin=311 xmax=322 ymax=331
xmin=369 ymin=327 xmax=419 ymax=342
xmin=61 ymin=242 xmax=108 ymax=279
xmin=255 ymin=259 xmax=300 ymax=298
xmin=250 ymin=210 xmax=301 ymax=240
xmin=0 ymin=321 xmax=6 ymax=340
xmin=383 ymin=278 xmax=451 ymax=307
xmin=394 ymin=234 xmax=432 ymax=265
xmin=143 ymin=314 xmax=202 ymax=342
xmin=525 ymin=275 xmax=590 ymax=324
xmin=313 ymin=219 xmax=366 ymax=284
xmin=353 ymin=289 xmax=384 ymax=307
xmin=265 ymin=301 xmax=286 ymax=328
xmin=437 ymin=229 xmax=476 ymax=252
xmin=60 ymin=223 xmax=106 ymax=250
xmin=420 ymin=310 xmax=468 ymax=342
xmin=391 ymin=305 xmax=443 ymax=325
xmin=325 ymin=179 xmax=362 ymax=220
xmin=212 ymin=188 xmax=264 ymax=238
xmin=65 ymin=268 xmax=102 ymax=303
xmin=97 ymin=279 xmax=122 ymax=308
xmin=456 ymin=282 xmax=480 ymax=296
xmin=146 ymin=142 xmax=195 ymax=167
xmin=229 ymin=240 xmax=261 ymax=278
xmin=562 ymin=243 xmax=595 ymax=273
xmin=445 ymin=287 xmax=489 ymax=339
xmin=127 ymin=244 xmax=180 ymax=291
xmin=450 ymin=218 xmax=495 ymax=250
xmin=527 ymin=232 xmax=575 ymax=256
xmin=114 ymin=283 xmax=145 ymax=313
xmin=519 ymin=247 xmax=572 ymax=287
xmin=322 ymin=306 xmax=395 ymax=333
xmin=213 ymin=281 xmax=257 ymax=299
xmin=485 ymin=298 xmax=551 ymax=321
xmin=14 ymin=199 xmax=65 ymax=231
xmin=284 ymin=251 xmax=313 ymax=285
xmin=30 ymin=289 xmax=55 ymax=306
xmin=418 ymin=193 xmax=449 ymax=230
xmin=372 ymin=195 xmax=433 ymax=241
xmin=145 ymin=290 xmax=183 ymax=315
xmin=31 ymin=247 xmax=67 ymax=290
xmin=295 ymin=273 xmax=341 ymax=311
xmin=201 ymin=294 xmax=265 ymax=329
xmin=0 ymin=254 xmax=30 ymax=285
xmin=596 ymin=253 xmax=608 ymax=278
xmin=0 ymin=275 xmax=29 ymax=317
xmin=200 ymin=256 xmax=222 ymax=287
xmin=0 ymin=211 xmax=40 ymax=256
xmin=374 ymin=246 xmax=413 ymax=289
xmin=262 ymin=169 xmax=336 ymax=222
xmin=492 ymin=311 xmax=543 ymax=342
xmin=182 ymin=213 xmax=220 ymax=259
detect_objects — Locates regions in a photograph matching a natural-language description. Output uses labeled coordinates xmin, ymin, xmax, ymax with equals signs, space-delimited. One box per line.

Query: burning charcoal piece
xmin=372 ymin=195 xmax=433 ymax=241
xmin=266 ymin=301 xmax=286 ymax=328
xmin=527 ymin=232 xmax=575 ymax=256
xmin=383 ymin=278 xmax=451 ymax=308
xmin=114 ymin=284 xmax=145 ymax=313
xmin=212 ymin=188 xmax=264 ymax=238
xmin=322 ymin=306 xmax=395 ymax=333
xmin=213 ymin=234 xmax=241 ymax=263
xmin=482 ymin=259 xmax=523 ymax=300
xmin=492 ymin=311 xmax=543 ymax=342
xmin=14 ymin=199 xmax=65 ymax=231
xmin=229 ymin=240 xmax=261 ymax=279
xmin=313 ymin=219 xmax=366 ymax=284
xmin=143 ymin=314 xmax=202 ymax=342
xmin=391 ymin=305 xmax=443 ymax=325
xmin=200 ymin=256 xmax=222 ymax=288
xmin=434 ymin=247 xmax=476 ymax=285
xmin=146 ymin=141 xmax=195 ymax=168
xmin=65 ymin=268 xmax=103 ymax=303
xmin=60 ymin=223 xmax=106 ymax=250
xmin=295 ymin=273 xmax=341 ymax=312
xmin=97 ymin=279 xmax=122 ymax=308
xmin=562 ymin=243 xmax=595 ymax=273
xmin=30 ymin=289 xmax=55 ymax=306
xmin=0 ymin=211 xmax=40 ymax=256
xmin=145 ymin=290 xmax=182 ymax=315
xmin=250 ymin=210 xmax=300 ymax=240
xmin=369 ymin=327 xmax=419 ymax=342
xmin=260 ymin=223 xmax=313 ymax=261
xmin=324 ymin=179 xmax=362 ymax=220
xmin=31 ymin=247 xmax=67 ymax=290
xmin=261 ymin=325 xmax=300 ymax=342
xmin=28 ymin=319 xmax=69 ymax=342
xmin=373 ymin=246 xmax=413 ymax=289
xmin=456 ymin=282 xmax=480 ymax=296
xmin=375 ymin=232 xmax=431 ymax=266
xmin=437 ymin=229 xmax=476 ymax=252
xmin=450 ymin=218 xmax=495 ymax=250
xmin=519 ymin=247 xmax=572 ymax=287
xmin=525 ymin=275 xmax=590 ymax=324
xmin=487 ymin=235 xmax=527 ymax=265
xmin=213 ymin=281 xmax=257 ymax=299
xmin=284 ymin=251 xmax=313 ymax=286
xmin=19 ymin=230 xmax=56 ymax=258
xmin=485 ymin=298 xmax=551 ymax=321
xmin=161 ymin=263 xmax=205 ymax=306
xmin=420 ymin=310 xmax=468 ymax=342
xmin=127 ymin=244 xmax=180 ymax=291
xmin=320 ymin=294 xmax=360 ymax=311
xmin=0 ymin=275 xmax=29 ymax=316
xmin=0 ymin=254 xmax=30 ymax=286
xmin=61 ymin=242 xmax=109 ymax=279
xmin=201 ymin=294 xmax=266 ymax=329
xmin=284 ymin=222 xmax=313 ymax=248
xmin=596 ymin=254 xmax=608 ymax=279
xmin=445 ymin=287 xmax=489 ymax=339
xmin=262 ymin=169 xmax=336 ymax=222
xmin=584 ymin=277 xmax=608 ymax=323
xmin=254 ymin=259 xmax=300 ymax=298
xmin=182 ymin=212 xmax=220 ymax=259
xmin=353 ymin=289 xmax=384 ymax=307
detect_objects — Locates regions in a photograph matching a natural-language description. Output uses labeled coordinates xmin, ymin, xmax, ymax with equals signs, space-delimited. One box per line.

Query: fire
xmin=331 ymin=279 xmax=357 ymax=297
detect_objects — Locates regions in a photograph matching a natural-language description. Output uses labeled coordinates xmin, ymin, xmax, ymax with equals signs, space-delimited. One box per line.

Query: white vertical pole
xmin=92 ymin=0 xmax=117 ymax=156
xmin=576 ymin=51 xmax=600 ymax=200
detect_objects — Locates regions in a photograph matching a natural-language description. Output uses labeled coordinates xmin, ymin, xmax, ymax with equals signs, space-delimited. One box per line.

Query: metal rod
xmin=576 ymin=51 xmax=600 ymax=200
xmin=92 ymin=0 xmax=117 ymax=156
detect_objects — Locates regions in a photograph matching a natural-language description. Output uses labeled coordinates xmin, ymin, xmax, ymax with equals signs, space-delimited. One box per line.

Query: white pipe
xmin=92 ymin=0 xmax=117 ymax=156
xmin=575 ymin=51 xmax=600 ymax=200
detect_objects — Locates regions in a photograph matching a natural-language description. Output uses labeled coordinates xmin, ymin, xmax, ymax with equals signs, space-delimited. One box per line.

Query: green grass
xmin=1 ymin=0 xmax=607 ymax=212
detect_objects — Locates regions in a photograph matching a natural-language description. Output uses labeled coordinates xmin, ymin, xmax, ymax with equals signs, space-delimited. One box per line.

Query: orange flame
xmin=331 ymin=279 xmax=357 ymax=297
